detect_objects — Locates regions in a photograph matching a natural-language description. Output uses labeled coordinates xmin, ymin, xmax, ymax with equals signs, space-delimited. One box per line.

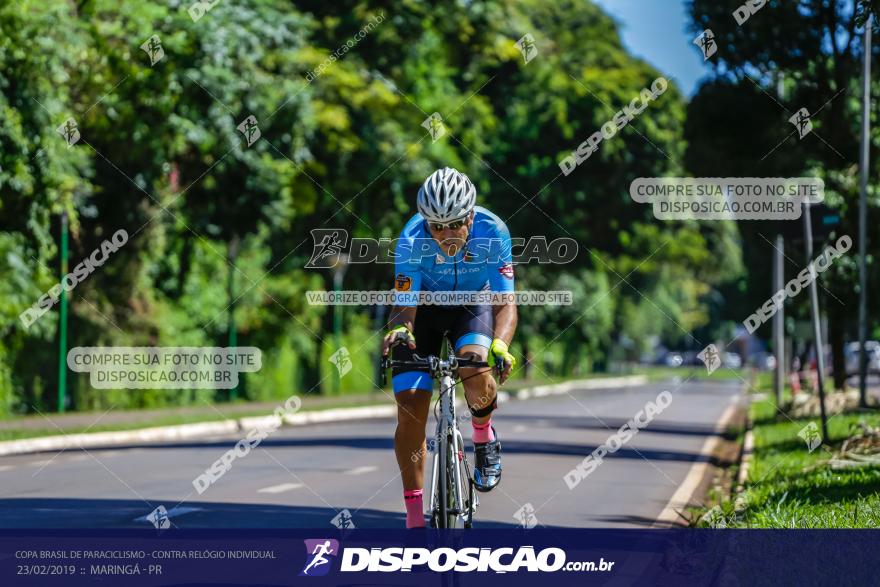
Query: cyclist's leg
xmin=395 ymin=388 xmax=431 ymax=528
xmin=391 ymin=306 xmax=442 ymax=526
xmin=457 ymin=343 xmax=496 ymax=425
xmin=452 ymin=305 xmax=497 ymax=425
xmin=452 ymin=305 xmax=502 ymax=492
xmin=393 ymin=387 xmax=431 ymax=490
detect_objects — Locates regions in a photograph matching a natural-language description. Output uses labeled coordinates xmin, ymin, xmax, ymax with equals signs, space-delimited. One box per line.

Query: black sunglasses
xmin=428 ymin=217 xmax=468 ymax=232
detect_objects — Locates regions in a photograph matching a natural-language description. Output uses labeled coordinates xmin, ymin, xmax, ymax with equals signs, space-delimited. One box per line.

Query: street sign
xmin=774 ymin=203 xmax=840 ymax=245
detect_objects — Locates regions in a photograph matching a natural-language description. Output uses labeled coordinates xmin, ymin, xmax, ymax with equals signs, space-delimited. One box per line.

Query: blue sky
xmin=592 ymin=0 xmax=711 ymax=97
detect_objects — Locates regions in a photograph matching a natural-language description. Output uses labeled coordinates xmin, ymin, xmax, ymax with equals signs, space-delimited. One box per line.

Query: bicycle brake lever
xmin=493 ymin=357 xmax=506 ymax=381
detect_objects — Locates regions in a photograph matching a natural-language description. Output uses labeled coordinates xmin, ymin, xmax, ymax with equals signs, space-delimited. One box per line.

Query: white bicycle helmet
xmin=416 ymin=167 xmax=476 ymax=223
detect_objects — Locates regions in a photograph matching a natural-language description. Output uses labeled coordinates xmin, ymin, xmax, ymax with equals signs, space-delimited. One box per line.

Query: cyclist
xmin=380 ymin=167 xmax=517 ymax=529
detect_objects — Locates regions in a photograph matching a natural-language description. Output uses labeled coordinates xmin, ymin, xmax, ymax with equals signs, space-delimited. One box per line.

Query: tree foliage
xmin=0 ymin=0 xmax=742 ymax=415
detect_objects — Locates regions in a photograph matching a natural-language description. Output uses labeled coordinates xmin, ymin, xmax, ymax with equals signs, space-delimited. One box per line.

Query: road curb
xmin=736 ymin=418 xmax=755 ymax=491
xmin=512 ymin=375 xmax=648 ymax=400
xmin=0 ymin=375 xmax=647 ymax=457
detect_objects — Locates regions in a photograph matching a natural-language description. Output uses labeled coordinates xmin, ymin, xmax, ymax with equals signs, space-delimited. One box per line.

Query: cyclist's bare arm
xmin=381 ymin=305 xmax=417 ymax=356
xmin=489 ymin=302 xmax=517 ymax=383
xmin=491 ymin=302 xmax=517 ymax=346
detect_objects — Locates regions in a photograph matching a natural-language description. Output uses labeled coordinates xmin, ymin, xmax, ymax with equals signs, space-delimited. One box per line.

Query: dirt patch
xmin=787 ymin=390 xmax=876 ymax=419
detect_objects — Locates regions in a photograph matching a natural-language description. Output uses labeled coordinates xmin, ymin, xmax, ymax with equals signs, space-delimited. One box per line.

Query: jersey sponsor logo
xmin=498 ymin=262 xmax=514 ymax=279
xmin=395 ymin=274 xmax=413 ymax=291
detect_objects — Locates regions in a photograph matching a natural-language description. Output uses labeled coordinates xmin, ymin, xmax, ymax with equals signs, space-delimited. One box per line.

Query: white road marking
xmin=257 ymin=482 xmax=304 ymax=494
xmin=345 ymin=466 xmax=377 ymax=476
xmin=0 ymin=465 xmax=14 ymax=472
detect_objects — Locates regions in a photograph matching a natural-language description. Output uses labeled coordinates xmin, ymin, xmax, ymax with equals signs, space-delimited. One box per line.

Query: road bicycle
xmin=381 ymin=341 xmax=498 ymax=529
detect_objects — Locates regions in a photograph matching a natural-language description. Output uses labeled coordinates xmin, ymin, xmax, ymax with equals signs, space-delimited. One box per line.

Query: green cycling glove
xmin=386 ymin=325 xmax=416 ymax=350
xmin=488 ymin=338 xmax=516 ymax=370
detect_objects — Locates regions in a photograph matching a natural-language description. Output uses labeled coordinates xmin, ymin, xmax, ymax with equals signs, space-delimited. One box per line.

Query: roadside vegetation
xmin=699 ymin=379 xmax=880 ymax=528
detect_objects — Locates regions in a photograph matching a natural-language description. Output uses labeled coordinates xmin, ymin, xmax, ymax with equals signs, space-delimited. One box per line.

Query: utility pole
xmin=773 ymin=73 xmax=786 ymax=407
xmin=372 ymin=304 xmax=387 ymax=396
xmin=804 ymin=204 xmax=829 ymax=441
xmin=858 ymin=13 xmax=872 ymax=408
xmin=228 ymin=235 xmax=239 ymax=401
xmin=774 ymin=235 xmax=785 ymax=406
xmin=331 ymin=254 xmax=349 ymax=394
xmin=57 ymin=212 xmax=69 ymax=413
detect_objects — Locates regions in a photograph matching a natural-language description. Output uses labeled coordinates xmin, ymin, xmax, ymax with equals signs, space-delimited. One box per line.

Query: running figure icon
xmin=300 ymin=539 xmax=339 ymax=576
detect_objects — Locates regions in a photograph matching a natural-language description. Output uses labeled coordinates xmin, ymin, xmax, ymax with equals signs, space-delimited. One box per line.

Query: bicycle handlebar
xmin=380 ymin=354 xmax=496 ymax=386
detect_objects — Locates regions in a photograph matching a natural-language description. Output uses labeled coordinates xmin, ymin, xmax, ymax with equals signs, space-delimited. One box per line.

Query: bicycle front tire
xmin=436 ymin=431 xmax=459 ymax=528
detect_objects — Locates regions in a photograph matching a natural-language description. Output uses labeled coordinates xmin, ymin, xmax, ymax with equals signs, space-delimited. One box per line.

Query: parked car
xmin=681 ymin=351 xmax=701 ymax=366
xmin=749 ymin=352 xmax=776 ymax=371
xmin=844 ymin=341 xmax=880 ymax=375
xmin=722 ymin=352 xmax=743 ymax=369
xmin=663 ymin=352 xmax=684 ymax=367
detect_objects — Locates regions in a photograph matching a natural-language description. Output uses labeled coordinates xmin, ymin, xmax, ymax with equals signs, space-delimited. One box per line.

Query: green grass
xmin=632 ymin=365 xmax=747 ymax=382
xmin=703 ymin=397 xmax=880 ymax=528
xmin=749 ymin=370 xmax=835 ymax=396
xmin=751 ymin=370 xmax=773 ymax=392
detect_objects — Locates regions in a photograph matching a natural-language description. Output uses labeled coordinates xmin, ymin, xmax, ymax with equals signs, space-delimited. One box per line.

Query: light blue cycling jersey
xmin=393 ymin=206 xmax=515 ymax=306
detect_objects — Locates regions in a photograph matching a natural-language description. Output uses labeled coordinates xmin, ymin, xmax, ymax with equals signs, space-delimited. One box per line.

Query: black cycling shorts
xmin=391 ymin=305 xmax=493 ymax=393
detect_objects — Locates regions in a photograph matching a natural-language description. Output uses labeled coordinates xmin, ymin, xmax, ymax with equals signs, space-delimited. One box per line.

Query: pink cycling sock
xmin=404 ymin=489 xmax=425 ymax=528
xmin=472 ymin=419 xmax=495 ymax=443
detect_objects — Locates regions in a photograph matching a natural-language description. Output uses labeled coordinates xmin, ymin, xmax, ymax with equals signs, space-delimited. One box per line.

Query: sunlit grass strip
xmin=733 ymin=398 xmax=880 ymax=527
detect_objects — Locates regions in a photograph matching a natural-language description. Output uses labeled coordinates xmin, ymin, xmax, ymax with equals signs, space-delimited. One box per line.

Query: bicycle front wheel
xmin=436 ymin=431 xmax=459 ymax=529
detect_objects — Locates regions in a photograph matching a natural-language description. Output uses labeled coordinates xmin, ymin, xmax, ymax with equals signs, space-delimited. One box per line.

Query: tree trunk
xmin=521 ymin=339 xmax=532 ymax=380
xmin=829 ymin=308 xmax=847 ymax=391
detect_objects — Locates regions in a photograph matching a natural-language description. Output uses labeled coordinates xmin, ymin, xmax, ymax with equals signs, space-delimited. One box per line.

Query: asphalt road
xmin=0 ymin=378 xmax=742 ymax=529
